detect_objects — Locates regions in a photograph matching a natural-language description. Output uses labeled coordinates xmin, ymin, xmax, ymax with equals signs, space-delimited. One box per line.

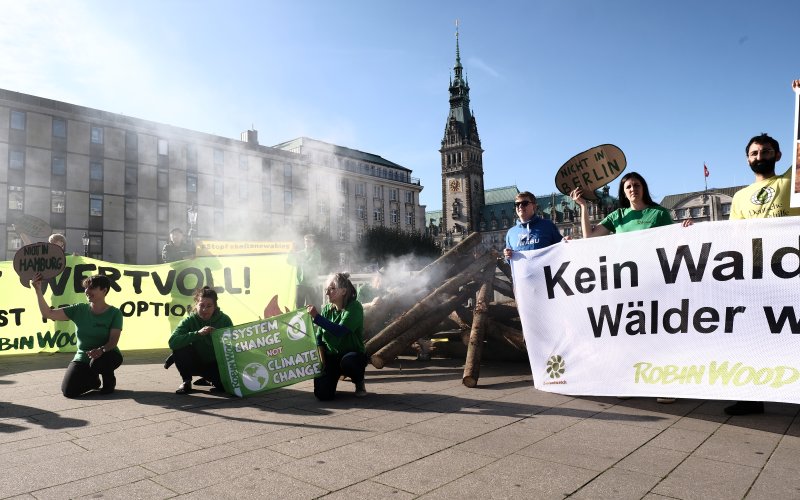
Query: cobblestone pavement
xmin=1 ymin=349 xmax=798 ymax=499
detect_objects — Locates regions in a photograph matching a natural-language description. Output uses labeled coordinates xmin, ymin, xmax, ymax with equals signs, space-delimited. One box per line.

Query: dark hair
xmin=193 ymin=286 xmax=219 ymax=307
xmin=516 ymin=191 xmax=537 ymax=204
xmin=330 ymin=272 xmax=358 ymax=306
xmin=617 ymin=172 xmax=656 ymax=208
xmin=745 ymin=133 xmax=780 ymax=155
xmin=82 ymin=275 xmax=111 ymax=292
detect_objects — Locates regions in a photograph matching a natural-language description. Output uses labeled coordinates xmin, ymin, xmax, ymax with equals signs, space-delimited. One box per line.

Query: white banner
xmin=512 ymin=217 xmax=800 ymax=403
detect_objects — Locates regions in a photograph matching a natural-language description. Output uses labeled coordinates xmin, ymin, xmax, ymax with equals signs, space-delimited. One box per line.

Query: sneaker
xmin=724 ymin=401 xmax=764 ymax=416
xmin=354 ymin=381 xmax=367 ymax=397
xmin=656 ymin=398 xmax=676 ymax=404
xmin=175 ymin=381 xmax=192 ymax=394
xmin=99 ymin=374 xmax=116 ymax=394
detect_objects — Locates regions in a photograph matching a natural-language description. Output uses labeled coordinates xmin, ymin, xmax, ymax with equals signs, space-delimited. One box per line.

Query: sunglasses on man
xmin=514 ymin=200 xmax=534 ymax=208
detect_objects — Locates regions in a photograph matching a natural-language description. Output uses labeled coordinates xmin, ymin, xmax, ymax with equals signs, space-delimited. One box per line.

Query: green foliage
xmin=361 ymin=226 xmax=441 ymax=267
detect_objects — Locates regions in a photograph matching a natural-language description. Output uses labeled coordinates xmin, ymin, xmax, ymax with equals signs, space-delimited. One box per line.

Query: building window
xmin=389 ymin=188 xmax=399 ymax=201
xmin=338 ymin=178 xmax=348 ymax=194
xmin=90 ymin=195 xmax=103 ymax=217
xmin=90 ymin=126 xmax=104 ymax=144
xmin=239 ymin=181 xmax=248 ymax=200
xmin=355 ymin=182 xmax=366 ymax=197
xmin=7 ymin=230 xmax=22 ymax=252
xmin=51 ymin=191 xmax=65 ymax=213
xmin=214 ymin=149 xmax=224 ymax=175
xmin=51 ymin=156 xmax=66 ymax=175
xmin=125 ymin=199 xmax=137 ymax=219
xmin=373 ymin=208 xmax=382 ymax=221
xmin=90 ymin=161 xmax=104 ymax=181
xmin=284 ymin=189 xmax=293 ymax=208
xmin=10 ymin=110 xmax=25 ymax=130
xmin=157 ymin=203 xmax=168 ymax=222
xmin=491 ymin=220 xmax=498 ymax=230
xmin=187 ymin=174 xmax=198 ymax=193
xmin=284 ymin=164 xmax=292 ymax=187
xmin=357 ymin=205 xmax=365 ymax=219
xmin=690 ymin=207 xmax=702 ymax=218
xmin=338 ymin=226 xmax=346 ymax=241
xmin=239 ymin=155 xmax=248 ymax=170
xmin=88 ymin=231 xmax=102 ymax=257
xmin=125 ymin=166 xmax=137 ymax=185
xmin=8 ymin=186 xmax=24 ymax=210
xmin=406 ymin=211 xmax=413 ymax=225
xmin=215 ymin=180 xmax=224 ymax=198
xmin=338 ymin=203 xmax=346 ymax=218
xmin=563 ymin=227 xmax=572 ymax=236
xmin=722 ymin=203 xmax=731 ymax=215
xmin=390 ymin=209 xmax=399 ymax=224
xmin=157 ymin=170 xmax=168 ymax=189
xmin=373 ymin=185 xmax=383 ymax=199
xmin=9 ymin=150 xmax=24 ymax=170
xmin=405 ymin=191 xmax=413 ymax=204
xmin=52 ymin=118 xmax=67 ymax=138
xmin=158 ymin=138 xmax=169 ymax=156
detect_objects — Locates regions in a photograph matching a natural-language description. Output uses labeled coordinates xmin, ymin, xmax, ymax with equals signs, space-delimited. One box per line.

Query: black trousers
xmin=173 ymin=346 xmax=222 ymax=388
xmin=295 ymin=284 xmax=320 ymax=310
xmin=314 ymin=351 xmax=368 ymax=401
xmin=61 ymin=350 xmax=123 ymax=398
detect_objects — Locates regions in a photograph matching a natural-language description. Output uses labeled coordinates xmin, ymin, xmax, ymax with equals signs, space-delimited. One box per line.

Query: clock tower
xmin=440 ymin=25 xmax=485 ymax=241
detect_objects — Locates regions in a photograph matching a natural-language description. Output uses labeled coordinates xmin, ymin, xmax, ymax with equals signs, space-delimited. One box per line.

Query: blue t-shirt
xmin=504 ymin=216 xmax=563 ymax=251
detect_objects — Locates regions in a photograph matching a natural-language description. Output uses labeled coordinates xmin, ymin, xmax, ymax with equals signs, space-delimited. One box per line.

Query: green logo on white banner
xmin=547 ymin=355 xmax=566 ymax=379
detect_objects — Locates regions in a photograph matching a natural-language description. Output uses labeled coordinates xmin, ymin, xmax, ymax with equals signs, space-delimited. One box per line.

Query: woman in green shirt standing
xmin=572 ymin=171 xmax=691 ymax=404
xmin=32 ymin=273 xmax=123 ymax=397
xmin=307 ymin=272 xmax=367 ymax=400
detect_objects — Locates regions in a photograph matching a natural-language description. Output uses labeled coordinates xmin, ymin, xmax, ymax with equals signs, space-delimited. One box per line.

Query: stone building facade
xmin=1 ymin=89 xmax=424 ymax=264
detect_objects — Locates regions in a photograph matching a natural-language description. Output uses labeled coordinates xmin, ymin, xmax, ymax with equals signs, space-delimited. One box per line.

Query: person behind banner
xmin=724 ymin=130 xmax=800 ymax=416
xmin=162 ymin=227 xmax=195 ymax=263
xmin=571 ymin=172 xmax=691 ymax=404
xmin=32 ymin=273 xmax=123 ymax=397
xmin=168 ymin=286 xmax=233 ymax=394
xmin=289 ymin=234 xmax=322 ymax=310
xmin=307 ymin=272 xmax=367 ymax=400
xmin=502 ymin=191 xmax=563 ymax=260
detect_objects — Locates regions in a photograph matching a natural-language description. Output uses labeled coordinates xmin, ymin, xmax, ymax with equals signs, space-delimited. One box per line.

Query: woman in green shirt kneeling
xmin=307 ymin=272 xmax=368 ymax=400
xmin=33 ymin=273 xmax=123 ymax=397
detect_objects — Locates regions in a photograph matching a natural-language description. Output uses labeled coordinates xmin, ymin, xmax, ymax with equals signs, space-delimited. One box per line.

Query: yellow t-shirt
xmin=730 ymin=167 xmax=800 ymax=219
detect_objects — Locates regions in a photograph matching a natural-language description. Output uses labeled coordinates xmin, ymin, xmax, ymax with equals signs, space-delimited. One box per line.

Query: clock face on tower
xmin=449 ymin=179 xmax=461 ymax=192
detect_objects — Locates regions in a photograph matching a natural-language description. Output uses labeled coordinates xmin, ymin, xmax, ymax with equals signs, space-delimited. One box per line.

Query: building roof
xmin=659 ymin=186 xmax=746 ymax=209
xmin=273 ymin=137 xmax=410 ymax=172
xmin=484 ymin=185 xmax=519 ymax=205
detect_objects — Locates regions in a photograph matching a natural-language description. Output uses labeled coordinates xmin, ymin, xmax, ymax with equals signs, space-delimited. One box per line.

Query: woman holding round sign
xmin=168 ymin=286 xmax=233 ymax=394
xmin=571 ymin=172 xmax=691 ymax=404
xmin=307 ymin=272 xmax=367 ymax=400
xmin=32 ymin=273 xmax=123 ymax=397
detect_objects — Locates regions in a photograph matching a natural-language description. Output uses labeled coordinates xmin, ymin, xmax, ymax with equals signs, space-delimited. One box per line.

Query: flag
xmin=704 ymin=163 xmax=710 ymax=177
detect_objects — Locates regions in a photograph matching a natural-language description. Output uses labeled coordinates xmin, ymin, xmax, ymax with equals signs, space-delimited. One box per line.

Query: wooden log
xmin=462 ymin=266 xmax=496 ymax=388
xmin=371 ymin=286 xmax=474 ymax=368
xmin=418 ymin=231 xmax=483 ymax=283
xmin=486 ymin=319 xmax=526 ymax=351
xmin=497 ymin=258 xmax=512 ymax=281
xmin=487 ymin=302 xmax=518 ymax=323
xmin=492 ymin=276 xmax=514 ymax=299
xmin=365 ymin=252 xmax=497 ymax=355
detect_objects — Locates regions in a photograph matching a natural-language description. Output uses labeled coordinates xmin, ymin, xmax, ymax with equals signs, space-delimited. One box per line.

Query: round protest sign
xmin=10 ymin=214 xmax=52 ymax=239
xmin=13 ymin=242 xmax=66 ymax=288
xmin=555 ymin=144 xmax=626 ymax=201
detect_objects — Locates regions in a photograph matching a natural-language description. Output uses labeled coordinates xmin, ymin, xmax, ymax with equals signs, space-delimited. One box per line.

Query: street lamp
xmin=82 ymin=232 xmax=90 ymax=257
xmin=187 ymin=204 xmax=198 ymax=235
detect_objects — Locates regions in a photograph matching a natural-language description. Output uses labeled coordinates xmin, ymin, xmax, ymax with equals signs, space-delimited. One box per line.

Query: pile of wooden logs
xmin=363 ymin=233 xmax=527 ymax=387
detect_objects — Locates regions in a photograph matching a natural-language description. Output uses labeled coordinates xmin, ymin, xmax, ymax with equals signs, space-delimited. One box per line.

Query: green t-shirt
xmin=600 ymin=205 xmax=674 ymax=234
xmin=64 ymin=303 xmax=123 ymax=363
xmin=317 ymin=300 xmax=365 ymax=356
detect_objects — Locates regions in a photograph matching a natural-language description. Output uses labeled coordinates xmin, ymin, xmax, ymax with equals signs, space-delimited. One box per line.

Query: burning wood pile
xmin=362 ymin=232 xmax=526 ymax=387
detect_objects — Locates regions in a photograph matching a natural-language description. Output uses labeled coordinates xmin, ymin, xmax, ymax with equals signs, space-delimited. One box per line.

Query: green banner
xmin=213 ymin=310 xmax=322 ymax=397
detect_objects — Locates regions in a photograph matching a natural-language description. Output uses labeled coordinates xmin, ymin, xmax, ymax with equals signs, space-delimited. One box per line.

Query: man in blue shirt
xmin=503 ymin=191 xmax=562 ymax=259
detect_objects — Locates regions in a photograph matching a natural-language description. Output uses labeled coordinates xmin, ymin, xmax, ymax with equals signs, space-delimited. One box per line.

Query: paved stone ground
xmin=2 ymin=349 xmax=799 ymax=499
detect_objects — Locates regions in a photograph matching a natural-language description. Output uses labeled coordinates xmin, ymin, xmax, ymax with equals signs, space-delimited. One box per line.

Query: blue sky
xmin=2 ymin=0 xmax=798 ymax=213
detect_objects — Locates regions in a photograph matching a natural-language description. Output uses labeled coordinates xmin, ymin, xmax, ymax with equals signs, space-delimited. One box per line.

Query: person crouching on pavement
xmin=307 ymin=272 xmax=368 ymax=400
xmin=168 ymin=287 xmax=233 ymax=394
